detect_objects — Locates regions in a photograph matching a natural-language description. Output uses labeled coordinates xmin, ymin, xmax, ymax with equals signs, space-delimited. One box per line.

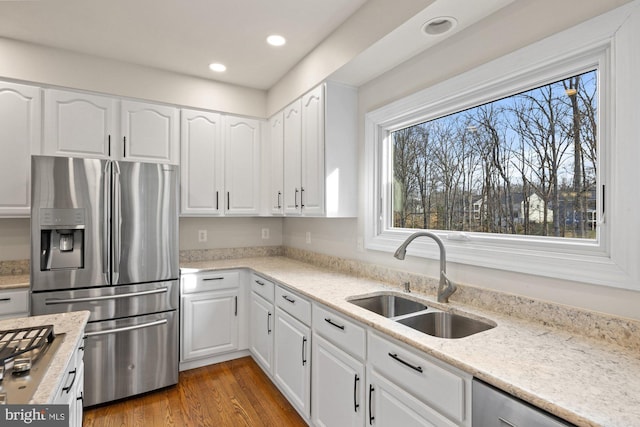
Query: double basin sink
xmin=348 ymin=293 xmax=495 ymax=339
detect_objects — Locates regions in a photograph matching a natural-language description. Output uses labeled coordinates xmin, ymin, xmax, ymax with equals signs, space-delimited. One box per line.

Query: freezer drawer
xmin=31 ymin=280 xmax=178 ymax=322
xmin=83 ymin=311 xmax=178 ymax=407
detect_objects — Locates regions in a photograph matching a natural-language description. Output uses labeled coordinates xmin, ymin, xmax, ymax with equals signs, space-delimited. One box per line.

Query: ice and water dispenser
xmin=39 ymin=208 xmax=85 ymax=271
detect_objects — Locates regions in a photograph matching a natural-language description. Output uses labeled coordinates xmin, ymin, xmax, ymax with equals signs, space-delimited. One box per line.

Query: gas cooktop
xmin=0 ymin=325 xmax=66 ymax=404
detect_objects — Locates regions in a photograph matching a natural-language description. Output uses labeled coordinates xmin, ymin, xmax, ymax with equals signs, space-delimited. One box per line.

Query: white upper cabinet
xmin=180 ymin=111 xmax=263 ymax=217
xmin=43 ymin=89 xmax=117 ymax=159
xmin=41 ymin=89 xmax=178 ymax=164
xmin=224 ymin=115 xmax=261 ymax=215
xmin=273 ymin=81 xmax=357 ymax=217
xmin=180 ymin=109 xmax=224 ymax=215
xmin=300 ymin=86 xmax=324 ymax=215
xmin=268 ymin=112 xmax=284 ymax=215
xmin=0 ymin=81 xmax=41 ymax=217
xmin=283 ymin=99 xmax=302 ymax=215
xmin=120 ymin=100 xmax=179 ymax=164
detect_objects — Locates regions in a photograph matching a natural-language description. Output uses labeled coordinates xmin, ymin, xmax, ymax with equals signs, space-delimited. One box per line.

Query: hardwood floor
xmin=83 ymin=357 xmax=307 ymax=427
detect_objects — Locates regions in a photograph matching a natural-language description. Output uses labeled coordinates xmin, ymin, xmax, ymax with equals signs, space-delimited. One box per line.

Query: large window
xmin=391 ymin=70 xmax=598 ymax=240
xmin=364 ymin=2 xmax=640 ymax=290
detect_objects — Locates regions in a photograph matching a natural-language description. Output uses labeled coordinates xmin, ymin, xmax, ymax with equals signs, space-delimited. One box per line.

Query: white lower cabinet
xmin=367 ymin=368 xmax=451 ymax=427
xmin=367 ymin=332 xmax=471 ymax=427
xmin=311 ymin=303 xmax=366 ymax=427
xmin=0 ymin=288 xmax=29 ymax=320
xmin=181 ymin=271 xmax=240 ymax=363
xmin=53 ymin=335 xmax=84 ymax=427
xmin=249 ymin=290 xmax=274 ymax=372
xmin=175 ymin=271 xmax=474 ymax=427
xmin=249 ymin=274 xmax=275 ymax=373
xmin=312 ymin=334 xmax=365 ymax=427
xmin=273 ymin=286 xmax=311 ymax=420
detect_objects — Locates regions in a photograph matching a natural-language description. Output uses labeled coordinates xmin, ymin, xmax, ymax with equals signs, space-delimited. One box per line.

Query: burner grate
xmin=0 ymin=325 xmax=55 ymax=365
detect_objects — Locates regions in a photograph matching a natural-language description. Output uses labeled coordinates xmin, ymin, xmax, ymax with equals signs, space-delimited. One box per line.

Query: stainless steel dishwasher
xmin=472 ymin=379 xmax=575 ymax=426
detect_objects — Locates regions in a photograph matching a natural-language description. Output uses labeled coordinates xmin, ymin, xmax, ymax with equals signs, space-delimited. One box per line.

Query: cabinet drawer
xmin=0 ymin=289 xmax=29 ymax=317
xmin=312 ymin=303 xmax=365 ymax=360
xmin=251 ymin=274 xmax=275 ymax=302
xmin=275 ymin=285 xmax=311 ymax=325
xmin=368 ymin=331 xmax=469 ymax=424
xmin=181 ymin=270 xmax=239 ymax=294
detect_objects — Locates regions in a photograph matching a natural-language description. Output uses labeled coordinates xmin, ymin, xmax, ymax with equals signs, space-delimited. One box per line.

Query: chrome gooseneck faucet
xmin=394 ymin=231 xmax=457 ymax=303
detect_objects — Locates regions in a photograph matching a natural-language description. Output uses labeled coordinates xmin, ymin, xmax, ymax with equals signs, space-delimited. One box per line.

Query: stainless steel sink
xmin=397 ymin=311 xmax=495 ymax=339
xmin=348 ymin=294 xmax=428 ymax=318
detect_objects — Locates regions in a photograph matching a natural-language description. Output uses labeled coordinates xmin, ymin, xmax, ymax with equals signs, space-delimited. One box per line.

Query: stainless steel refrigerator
xmin=30 ymin=155 xmax=179 ymax=407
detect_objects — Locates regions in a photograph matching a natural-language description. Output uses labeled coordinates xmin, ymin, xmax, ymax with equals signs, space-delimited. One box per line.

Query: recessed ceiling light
xmin=267 ymin=35 xmax=286 ymax=47
xmin=209 ymin=63 xmax=226 ymax=72
xmin=422 ymin=16 xmax=457 ymax=36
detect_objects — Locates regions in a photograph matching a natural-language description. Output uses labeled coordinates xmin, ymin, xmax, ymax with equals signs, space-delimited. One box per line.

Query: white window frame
xmin=364 ymin=2 xmax=640 ymax=290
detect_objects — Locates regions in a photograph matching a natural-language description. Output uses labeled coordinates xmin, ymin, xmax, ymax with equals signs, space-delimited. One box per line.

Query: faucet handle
xmin=438 ymin=271 xmax=457 ymax=303
xmin=403 ymin=282 xmax=411 ymax=293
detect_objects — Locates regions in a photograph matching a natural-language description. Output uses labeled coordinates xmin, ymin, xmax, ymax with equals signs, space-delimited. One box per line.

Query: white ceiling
xmin=1 ymin=0 xmax=619 ymax=94
xmin=0 ymin=0 xmax=368 ymax=90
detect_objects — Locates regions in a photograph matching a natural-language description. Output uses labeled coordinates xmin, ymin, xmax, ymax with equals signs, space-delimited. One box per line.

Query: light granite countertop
xmin=0 ymin=274 xmax=29 ymax=290
xmin=182 ymin=256 xmax=640 ymax=427
xmin=0 ymin=311 xmax=90 ymax=404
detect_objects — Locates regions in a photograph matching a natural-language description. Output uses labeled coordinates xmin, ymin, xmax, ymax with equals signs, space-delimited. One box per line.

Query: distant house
xmin=521 ymin=193 xmax=553 ymax=223
xmin=472 ymin=192 xmax=553 ymax=224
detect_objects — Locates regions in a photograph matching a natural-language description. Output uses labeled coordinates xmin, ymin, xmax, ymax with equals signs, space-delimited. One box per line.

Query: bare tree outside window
xmin=391 ymin=70 xmax=598 ymax=239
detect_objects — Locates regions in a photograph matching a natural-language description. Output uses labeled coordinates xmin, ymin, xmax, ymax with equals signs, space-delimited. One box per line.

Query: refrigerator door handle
xmin=84 ymin=319 xmax=167 ymax=337
xmin=112 ymin=162 xmax=121 ymax=284
xmin=103 ymin=161 xmax=112 ymax=285
xmin=44 ymin=287 xmax=169 ymax=305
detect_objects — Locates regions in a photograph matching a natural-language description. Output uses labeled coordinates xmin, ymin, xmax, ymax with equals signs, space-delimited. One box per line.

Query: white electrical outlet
xmin=305 ymin=231 xmax=311 ymax=244
xmin=198 ymin=230 xmax=207 ymax=242
xmin=261 ymin=228 xmax=270 ymax=239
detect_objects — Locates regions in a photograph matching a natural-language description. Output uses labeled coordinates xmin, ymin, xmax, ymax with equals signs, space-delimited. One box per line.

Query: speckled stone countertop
xmin=0 ymin=311 xmax=90 ymax=403
xmin=182 ymin=256 xmax=640 ymax=427
xmin=0 ymin=274 xmax=29 ymax=290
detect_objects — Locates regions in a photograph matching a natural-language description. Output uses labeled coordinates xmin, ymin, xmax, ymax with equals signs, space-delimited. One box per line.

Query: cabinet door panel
xmin=300 ymin=85 xmax=324 ymax=215
xmin=274 ymin=309 xmax=310 ymax=418
xmin=249 ymin=292 xmax=274 ymax=372
xmin=283 ymin=100 xmax=302 ymax=214
xmin=0 ymin=82 xmax=40 ymax=216
xmin=121 ymin=100 xmax=178 ymax=164
xmin=182 ymin=289 xmax=239 ymax=360
xmin=224 ymin=116 xmax=261 ymax=215
xmin=369 ymin=370 xmax=455 ymax=427
xmin=312 ymin=335 xmax=364 ymax=427
xmin=44 ymin=89 xmax=116 ymax=158
xmin=180 ymin=109 xmax=223 ymax=215
xmin=269 ymin=112 xmax=284 ymax=214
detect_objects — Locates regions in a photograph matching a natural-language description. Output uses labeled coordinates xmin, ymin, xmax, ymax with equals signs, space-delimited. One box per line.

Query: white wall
xmin=0 ymin=38 xmax=267 ymax=118
xmin=283 ymin=0 xmax=640 ymax=320
xmin=0 ymin=219 xmax=30 ymax=261
xmin=180 ymin=217 xmax=283 ymax=250
xmin=0 ymin=217 xmax=284 ymax=261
